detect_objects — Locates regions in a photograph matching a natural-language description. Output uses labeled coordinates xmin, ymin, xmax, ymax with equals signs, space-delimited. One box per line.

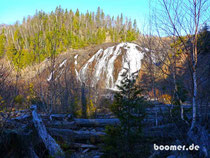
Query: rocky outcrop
xmin=78 ymin=42 xmax=145 ymax=90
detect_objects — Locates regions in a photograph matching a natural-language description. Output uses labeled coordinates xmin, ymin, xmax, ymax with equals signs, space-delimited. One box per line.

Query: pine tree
xmin=0 ymin=29 xmax=6 ymax=57
xmin=198 ymin=24 xmax=210 ymax=55
xmin=1 ymin=6 xmax=139 ymax=68
xmin=126 ymin=30 xmax=136 ymax=42
xmin=6 ymin=38 xmax=18 ymax=66
xmin=96 ymin=7 xmax=101 ymax=27
xmin=103 ymin=71 xmax=148 ymax=158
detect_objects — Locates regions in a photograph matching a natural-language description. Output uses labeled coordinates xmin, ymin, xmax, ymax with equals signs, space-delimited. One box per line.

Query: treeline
xmin=0 ymin=6 xmax=139 ymax=68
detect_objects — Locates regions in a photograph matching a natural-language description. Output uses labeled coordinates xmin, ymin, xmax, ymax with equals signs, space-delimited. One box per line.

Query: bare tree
xmin=152 ymin=0 xmax=209 ymax=131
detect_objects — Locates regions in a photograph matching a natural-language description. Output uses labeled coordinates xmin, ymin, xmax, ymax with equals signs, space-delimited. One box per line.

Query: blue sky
xmin=0 ymin=0 xmax=150 ymax=31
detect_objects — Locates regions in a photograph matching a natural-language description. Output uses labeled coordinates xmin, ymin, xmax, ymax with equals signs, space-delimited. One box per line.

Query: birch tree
xmin=153 ymin=0 xmax=209 ymax=130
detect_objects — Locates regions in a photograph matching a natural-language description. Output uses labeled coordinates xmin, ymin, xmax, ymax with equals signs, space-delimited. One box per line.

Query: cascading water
xmin=78 ymin=42 xmax=145 ymax=90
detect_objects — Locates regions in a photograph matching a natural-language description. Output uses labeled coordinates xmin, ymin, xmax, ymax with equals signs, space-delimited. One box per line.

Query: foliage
xmin=198 ymin=24 xmax=210 ymax=55
xmin=0 ymin=29 xmax=6 ymax=57
xmin=2 ymin=6 xmax=139 ymax=69
xmin=14 ymin=95 xmax=24 ymax=105
xmin=74 ymin=96 xmax=83 ymax=117
xmin=103 ymin=72 xmax=148 ymax=158
xmin=170 ymin=24 xmax=210 ymax=56
xmin=0 ymin=95 xmax=5 ymax=107
xmin=126 ymin=30 xmax=137 ymax=42
xmin=161 ymin=94 xmax=172 ymax=104
xmin=87 ymin=98 xmax=96 ymax=118
xmin=26 ymin=83 xmax=42 ymax=107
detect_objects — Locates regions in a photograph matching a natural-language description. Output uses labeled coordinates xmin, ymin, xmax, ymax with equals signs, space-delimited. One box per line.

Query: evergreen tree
xmin=6 ymin=39 xmax=18 ymax=66
xmin=0 ymin=29 xmax=6 ymax=57
xmin=103 ymin=71 xmax=148 ymax=158
xmin=198 ymin=24 xmax=210 ymax=55
xmin=126 ymin=30 xmax=136 ymax=42
xmin=1 ymin=6 xmax=139 ymax=68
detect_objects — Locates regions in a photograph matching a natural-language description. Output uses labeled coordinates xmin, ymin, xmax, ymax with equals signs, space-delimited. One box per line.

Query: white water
xmin=74 ymin=54 xmax=78 ymax=65
xmin=59 ymin=59 xmax=67 ymax=68
xmin=79 ymin=42 xmax=145 ymax=90
xmin=74 ymin=54 xmax=81 ymax=81
xmin=47 ymin=59 xmax=67 ymax=81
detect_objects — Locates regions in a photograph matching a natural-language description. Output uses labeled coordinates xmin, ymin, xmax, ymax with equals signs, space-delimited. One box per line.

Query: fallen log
xmin=12 ymin=114 xmax=31 ymax=122
xmin=47 ymin=122 xmax=179 ymax=141
xmin=143 ymin=124 xmax=181 ymax=138
xmin=31 ymin=105 xmax=64 ymax=157
xmin=70 ymin=143 xmax=98 ymax=149
xmin=2 ymin=119 xmax=27 ymax=129
xmin=45 ymin=121 xmax=78 ymax=130
xmin=145 ymin=123 xmax=176 ymax=131
xmin=48 ymin=128 xmax=106 ymax=143
xmin=50 ymin=114 xmax=73 ymax=121
xmin=74 ymin=118 xmax=120 ymax=127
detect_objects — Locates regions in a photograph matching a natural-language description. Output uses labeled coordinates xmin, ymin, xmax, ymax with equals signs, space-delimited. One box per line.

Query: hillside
xmin=0 ymin=31 xmax=209 ymax=158
xmin=0 ymin=3 xmax=209 ymax=158
xmin=0 ymin=6 xmax=139 ymax=70
xmin=7 ymin=42 xmax=145 ymax=88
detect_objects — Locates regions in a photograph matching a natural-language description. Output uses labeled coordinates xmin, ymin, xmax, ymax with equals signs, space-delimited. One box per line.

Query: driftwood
xmin=48 ymin=128 xmax=106 ymax=142
xmin=31 ymin=105 xmax=64 ymax=157
xmin=74 ymin=118 xmax=120 ymax=127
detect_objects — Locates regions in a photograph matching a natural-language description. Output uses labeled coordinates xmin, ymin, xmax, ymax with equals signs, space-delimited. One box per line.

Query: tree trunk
xmin=190 ymin=1 xmax=199 ymax=130
xmin=81 ymin=83 xmax=87 ymax=118
xmin=31 ymin=105 xmax=64 ymax=157
xmin=48 ymin=128 xmax=105 ymax=143
xmin=74 ymin=118 xmax=120 ymax=127
xmin=190 ymin=70 xmax=197 ymax=130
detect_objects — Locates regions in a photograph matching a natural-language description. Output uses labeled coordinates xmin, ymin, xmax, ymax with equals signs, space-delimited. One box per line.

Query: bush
xmin=14 ymin=95 xmax=24 ymax=105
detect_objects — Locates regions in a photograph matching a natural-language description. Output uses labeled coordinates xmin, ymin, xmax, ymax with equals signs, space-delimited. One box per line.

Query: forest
xmin=0 ymin=6 xmax=138 ymax=69
xmin=0 ymin=0 xmax=209 ymax=158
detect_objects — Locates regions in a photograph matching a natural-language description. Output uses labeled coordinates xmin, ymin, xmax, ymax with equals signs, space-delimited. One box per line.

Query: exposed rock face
xmin=44 ymin=42 xmax=146 ymax=91
xmin=78 ymin=42 xmax=145 ymax=90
